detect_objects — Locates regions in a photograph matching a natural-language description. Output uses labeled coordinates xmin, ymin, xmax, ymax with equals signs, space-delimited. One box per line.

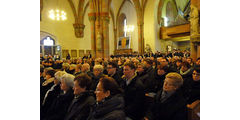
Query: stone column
xmin=190 ymin=1 xmax=200 ymax=61
xmin=114 ymin=28 xmax=117 ymax=53
xmin=138 ymin=22 xmax=144 ymax=54
xmin=88 ymin=15 xmax=96 ymax=58
xmin=95 ymin=15 xmax=104 ymax=58
xmin=102 ymin=15 xmax=110 ymax=58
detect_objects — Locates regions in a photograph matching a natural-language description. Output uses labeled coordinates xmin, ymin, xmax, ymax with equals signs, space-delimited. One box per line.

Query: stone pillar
xmin=190 ymin=0 xmax=200 ymax=61
xmin=102 ymin=15 xmax=110 ymax=58
xmin=88 ymin=15 xmax=96 ymax=58
xmin=114 ymin=28 xmax=117 ymax=53
xmin=95 ymin=16 xmax=104 ymax=58
xmin=138 ymin=22 xmax=144 ymax=54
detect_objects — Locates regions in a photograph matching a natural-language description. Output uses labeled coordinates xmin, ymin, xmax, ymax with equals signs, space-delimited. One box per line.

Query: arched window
xmin=40 ymin=36 xmax=55 ymax=46
xmin=124 ymin=18 xmax=127 ymax=37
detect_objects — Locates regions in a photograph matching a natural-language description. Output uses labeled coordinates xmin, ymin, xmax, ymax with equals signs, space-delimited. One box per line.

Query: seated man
xmin=91 ymin=65 xmax=105 ymax=90
xmin=122 ymin=62 xmax=145 ymax=120
xmin=145 ymin=72 xmax=187 ymax=120
xmin=107 ymin=62 xmax=123 ymax=86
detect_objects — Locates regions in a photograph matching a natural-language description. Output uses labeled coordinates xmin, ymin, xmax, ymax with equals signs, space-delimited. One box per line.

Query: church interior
xmin=40 ymin=0 xmax=200 ymax=120
xmin=40 ymin=0 xmax=200 ymax=60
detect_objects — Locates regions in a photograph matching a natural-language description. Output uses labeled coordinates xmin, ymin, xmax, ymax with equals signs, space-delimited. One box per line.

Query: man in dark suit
xmin=107 ymin=62 xmax=123 ymax=86
xmin=121 ymin=62 xmax=145 ymax=120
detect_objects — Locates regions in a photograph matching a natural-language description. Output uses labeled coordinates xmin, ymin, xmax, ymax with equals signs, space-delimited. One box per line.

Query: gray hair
xmin=93 ymin=64 xmax=104 ymax=72
xmin=54 ymin=71 xmax=67 ymax=82
xmin=61 ymin=73 xmax=75 ymax=88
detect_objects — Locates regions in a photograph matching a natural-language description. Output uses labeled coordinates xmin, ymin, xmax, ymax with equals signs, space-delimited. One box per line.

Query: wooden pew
xmin=187 ymin=100 xmax=200 ymax=120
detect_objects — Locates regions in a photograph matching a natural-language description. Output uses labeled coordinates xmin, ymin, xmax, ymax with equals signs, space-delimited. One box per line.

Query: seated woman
xmin=43 ymin=72 xmax=74 ymax=120
xmin=87 ymin=76 xmax=125 ymax=120
xmin=64 ymin=73 xmax=95 ymax=120
xmin=145 ymin=73 xmax=187 ymax=120
xmin=186 ymin=67 xmax=200 ymax=104
xmin=41 ymin=69 xmax=56 ymax=118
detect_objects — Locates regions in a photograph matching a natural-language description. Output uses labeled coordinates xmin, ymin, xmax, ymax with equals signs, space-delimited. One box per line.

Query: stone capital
xmin=73 ymin=23 xmax=85 ymax=38
xmin=101 ymin=16 xmax=110 ymax=23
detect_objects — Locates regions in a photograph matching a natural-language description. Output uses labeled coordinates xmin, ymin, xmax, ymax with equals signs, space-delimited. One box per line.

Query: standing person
xmin=88 ymin=76 xmax=125 ymax=120
xmin=122 ymin=62 xmax=145 ymax=120
xmin=145 ymin=73 xmax=188 ymax=120
xmin=64 ymin=73 xmax=95 ymax=120
xmin=66 ymin=53 xmax=71 ymax=60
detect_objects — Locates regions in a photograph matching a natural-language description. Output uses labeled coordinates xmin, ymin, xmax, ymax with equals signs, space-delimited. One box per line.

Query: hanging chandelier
xmin=48 ymin=9 xmax=67 ymax=21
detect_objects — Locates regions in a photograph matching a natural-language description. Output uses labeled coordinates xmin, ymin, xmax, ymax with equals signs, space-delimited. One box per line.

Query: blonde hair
xmin=165 ymin=72 xmax=184 ymax=88
xmin=93 ymin=64 xmax=104 ymax=72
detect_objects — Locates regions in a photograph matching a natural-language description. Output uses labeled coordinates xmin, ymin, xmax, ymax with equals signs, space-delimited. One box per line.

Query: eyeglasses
xmin=95 ymin=89 xmax=104 ymax=92
xmin=192 ymin=73 xmax=200 ymax=76
xmin=107 ymin=67 xmax=113 ymax=69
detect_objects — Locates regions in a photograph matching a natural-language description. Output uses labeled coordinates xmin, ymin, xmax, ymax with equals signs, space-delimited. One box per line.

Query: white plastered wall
xmin=41 ymin=0 xmax=92 ymax=57
xmin=119 ymin=0 xmax=138 ymax=52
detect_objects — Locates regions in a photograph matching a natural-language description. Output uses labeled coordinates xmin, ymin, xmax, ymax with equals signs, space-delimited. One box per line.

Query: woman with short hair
xmin=88 ymin=76 xmax=125 ymax=120
xmin=64 ymin=73 xmax=95 ymax=120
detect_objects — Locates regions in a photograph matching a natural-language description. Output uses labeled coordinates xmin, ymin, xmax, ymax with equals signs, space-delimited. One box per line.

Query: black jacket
xmin=87 ymin=94 xmax=125 ymax=120
xmin=110 ymin=72 xmax=123 ymax=87
xmin=146 ymin=89 xmax=188 ymax=120
xmin=43 ymin=89 xmax=74 ymax=120
xmin=122 ymin=75 xmax=145 ymax=120
xmin=91 ymin=74 xmax=105 ymax=90
xmin=41 ymin=84 xmax=61 ymax=119
xmin=152 ymin=71 xmax=167 ymax=93
xmin=186 ymin=79 xmax=200 ymax=104
xmin=64 ymin=91 xmax=95 ymax=120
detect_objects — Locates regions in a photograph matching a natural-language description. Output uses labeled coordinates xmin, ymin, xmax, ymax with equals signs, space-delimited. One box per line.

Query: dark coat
xmin=122 ymin=75 xmax=145 ymax=120
xmin=43 ymin=89 xmax=74 ymax=120
xmin=87 ymin=94 xmax=125 ymax=120
xmin=140 ymin=67 xmax=156 ymax=93
xmin=186 ymin=79 xmax=200 ymax=104
xmin=64 ymin=91 xmax=95 ymax=120
xmin=152 ymin=71 xmax=167 ymax=93
xmin=91 ymin=73 xmax=105 ymax=90
xmin=110 ymin=72 xmax=123 ymax=87
xmin=146 ymin=89 xmax=188 ymax=120
xmin=41 ymin=84 xmax=61 ymax=119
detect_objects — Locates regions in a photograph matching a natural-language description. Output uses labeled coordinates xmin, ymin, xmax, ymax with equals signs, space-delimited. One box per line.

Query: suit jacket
xmin=146 ymin=89 xmax=188 ymax=120
xmin=122 ymin=75 xmax=145 ymax=120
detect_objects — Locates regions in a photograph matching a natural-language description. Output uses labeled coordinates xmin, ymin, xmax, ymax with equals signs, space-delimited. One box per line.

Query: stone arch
xmin=157 ymin=0 xmax=164 ymax=25
xmin=117 ymin=13 xmax=127 ymax=37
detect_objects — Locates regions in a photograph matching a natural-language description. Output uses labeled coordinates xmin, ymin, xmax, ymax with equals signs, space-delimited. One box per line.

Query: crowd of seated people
xmin=40 ymin=51 xmax=200 ymax=120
